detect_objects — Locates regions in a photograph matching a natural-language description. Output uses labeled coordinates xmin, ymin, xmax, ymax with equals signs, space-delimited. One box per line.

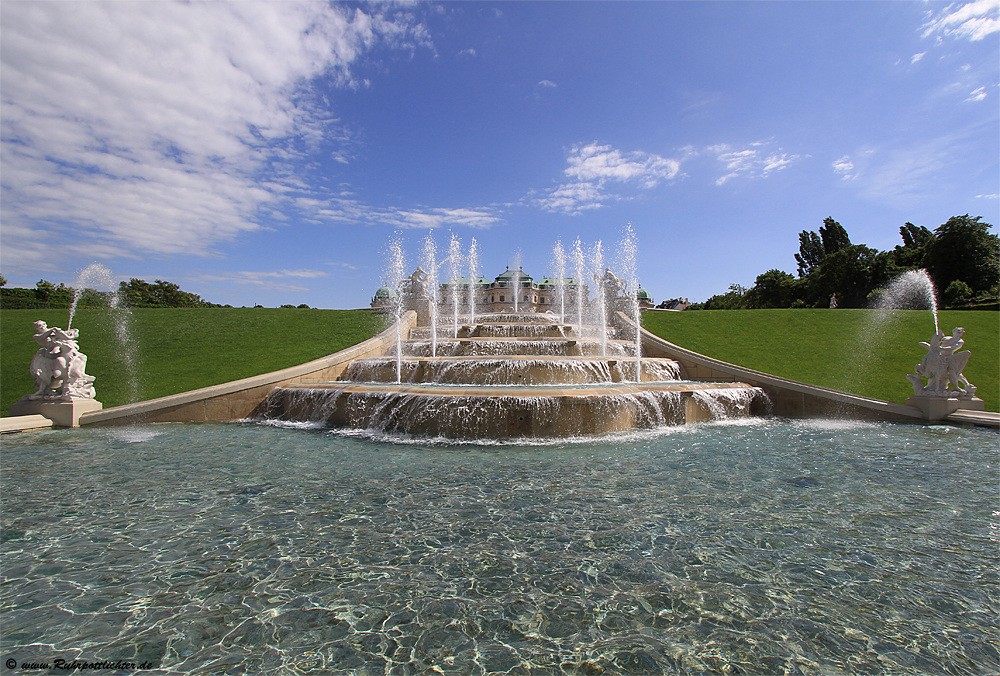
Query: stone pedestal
xmin=9 ymin=398 xmax=103 ymax=428
xmin=904 ymin=395 xmax=984 ymax=421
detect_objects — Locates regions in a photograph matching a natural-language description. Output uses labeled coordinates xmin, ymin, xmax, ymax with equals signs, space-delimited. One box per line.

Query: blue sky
xmin=2 ymin=1 xmax=997 ymax=308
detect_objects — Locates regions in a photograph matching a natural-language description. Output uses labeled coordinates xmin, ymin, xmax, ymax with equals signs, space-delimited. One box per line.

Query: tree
xmin=0 ymin=273 xmax=6 ymax=287
xmin=892 ymin=222 xmax=934 ymax=270
xmin=119 ymin=278 xmax=209 ymax=307
xmin=703 ymin=284 xmax=749 ymax=310
xmin=925 ymin=215 xmax=999 ymax=294
xmin=794 ymin=230 xmax=825 ymax=277
xmin=899 ymin=222 xmax=933 ymax=250
xmin=807 ymin=244 xmax=879 ymax=307
xmin=746 ymin=269 xmax=799 ymax=308
xmin=794 ymin=218 xmax=852 ymax=277
xmin=943 ymin=280 xmax=972 ymax=307
xmin=35 ymin=279 xmax=57 ymax=301
xmin=819 ymin=217 xmax=851 ymax=256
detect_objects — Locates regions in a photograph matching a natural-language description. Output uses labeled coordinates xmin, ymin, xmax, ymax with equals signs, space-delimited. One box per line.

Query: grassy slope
xmin=1 ymin=308 xmax=385 ymax=416
xmin=4 ymin=307 xmax=995 ymax=417
xmin=643 ymin=309 xmax=998 ymax=412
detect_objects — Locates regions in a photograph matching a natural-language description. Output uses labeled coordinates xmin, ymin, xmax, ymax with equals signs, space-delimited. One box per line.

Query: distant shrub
xmin=944 ymin=279 xmax=972 ymax=307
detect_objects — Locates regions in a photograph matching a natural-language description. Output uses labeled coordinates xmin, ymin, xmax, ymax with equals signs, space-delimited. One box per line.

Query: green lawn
xmin=1 ymin=308 xmax=386 ymax=416
xmin=643 ymin=309 xmax=999 ymax=412
xmin=4 ymin=307 xmax=996 ymax=417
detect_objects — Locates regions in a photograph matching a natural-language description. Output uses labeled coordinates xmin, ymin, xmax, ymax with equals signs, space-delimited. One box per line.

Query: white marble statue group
xmin=906 ymin=327 xmax=976 ymax=400
xmin=24 ymin=320 xmax=97 ymax=401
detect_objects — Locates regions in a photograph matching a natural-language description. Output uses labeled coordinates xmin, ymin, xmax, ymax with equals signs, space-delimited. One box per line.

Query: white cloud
xmin=842 ymin=128 xmax=986 ymax=207
xmin=564 ymin=143 xmax=681 ymax=188
xmin=531 ymin=139 xmax=804 ymax=212
xmin=298 ymin=195 xmax=503 ymax=230
xmin=710 ymin=141 xmax=801 ymax=185
xmin=923 ymin=0 xmax=1000 ymax=41
xmin=535 ymin=143 xmax=681 ymax=214
xmin=0 ymin=1 xmax=429 ymax=275
xmin=965 ymin=86 xmax=988 ymax=101
xmin=187 ymin=269 xmax=325 ymax=295
xmin=832 ymin=156 xmax=856 ymax=180
xmin=978 ymin=193 xmax=1000 ymax=199
xmin=911 ymin=52 xmax=927 ymax=64
xmin=533 ymin=181 xmax=608 ymax=215
xmin=270 ymin=269 xmax=330 ymax=279
xmin=381 ymin=207 xmax=502 ymax=230
xmin=537 ymin=80 xmax=558 ymax=88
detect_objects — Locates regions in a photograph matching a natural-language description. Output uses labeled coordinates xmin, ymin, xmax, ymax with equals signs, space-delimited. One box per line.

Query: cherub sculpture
xmin=906 ymin=327 xmax=976 ymax=399
xmin=25 ymin=321 xmax=96 ymax=400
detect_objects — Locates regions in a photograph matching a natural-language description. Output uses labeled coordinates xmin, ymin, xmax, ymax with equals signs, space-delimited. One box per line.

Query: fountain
xmin=880 ymin=268 xmax=940 ymax=334
xmin=8 ymin=262 xmax=151 ymax=427
xmin=447 ymin=233 xmax=462 ymax=338
xmin=590 ymin=241 xmax=609 ymax=357
xmin=383 ymin=239 xmax=407 ymax=384
xmin=616 ymin=224 xmax=643 ymax=382
xmin=69 ymin=263 xmax=142 ymax=404
xmin=551 ymin=240 xmax=567 ymax=325
xmin=571 ymin=237 xmax=586 ymax=337
xmin=467 ymin=237 xmax=480 ymax=324
xmin=861 ymin=268 xmax=985 ymax=421
xmin=421 ymin=234 xmax=439 ymax=357
xmin=255 ymin=235 xmax=766 ymax=439
xmin=511 ymin=250 xmax=522 ymax=313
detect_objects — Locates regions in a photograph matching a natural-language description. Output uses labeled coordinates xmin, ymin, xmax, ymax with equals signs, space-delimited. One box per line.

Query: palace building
xmin=374 ymin=266 xmax=652 ymax=313
xmin=438 ymin=266 xmax=588 ymax=314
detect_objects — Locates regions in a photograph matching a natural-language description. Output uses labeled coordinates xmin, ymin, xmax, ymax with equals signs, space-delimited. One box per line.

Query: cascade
xmin=258 ymin=235 xmax=767 ymax=438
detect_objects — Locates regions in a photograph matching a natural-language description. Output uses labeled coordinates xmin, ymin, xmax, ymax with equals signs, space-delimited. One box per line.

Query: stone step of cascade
xmin=399 ymin=337 xmax=639 ymax=357
xmin=261 ymin=382 xmax=764 ymax=438
xmin=408 ymin=324 xmax=618 ymax=340
xmin=340 ymin=355 xmax=683 ymax=385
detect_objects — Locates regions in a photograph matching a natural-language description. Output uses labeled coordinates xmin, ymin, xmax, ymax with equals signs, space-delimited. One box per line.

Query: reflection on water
xmin=1 ymin=420 xmax=997 ymax=674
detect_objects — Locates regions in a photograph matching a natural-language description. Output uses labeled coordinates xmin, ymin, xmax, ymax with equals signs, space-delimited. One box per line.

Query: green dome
xmin=496 ymin=267 xmax=532 ymax=281
xmin=636 ymin=288 xmax=651 ymax=300
xmin=373 ymin=286 xmax=398 ymax=300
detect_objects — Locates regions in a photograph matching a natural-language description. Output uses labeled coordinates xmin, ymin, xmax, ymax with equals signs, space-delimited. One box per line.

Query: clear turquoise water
xmin=1 ymin=419 xmax=997 ymax=675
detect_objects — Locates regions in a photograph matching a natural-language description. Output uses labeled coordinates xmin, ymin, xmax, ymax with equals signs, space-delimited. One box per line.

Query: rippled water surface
xmin=2 ymin=420 xmax=997 ymax=674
